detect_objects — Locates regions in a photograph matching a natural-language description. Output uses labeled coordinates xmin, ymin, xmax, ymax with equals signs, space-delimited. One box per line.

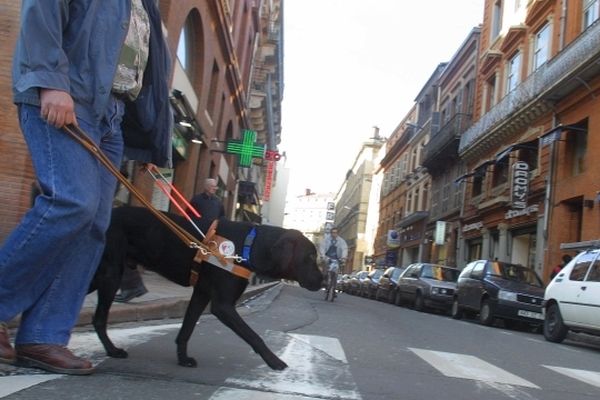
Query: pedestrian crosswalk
xmin=409 ymin=348 xmax=540 ymax=388
xmin=1 ymin=327 xmax=599 ymax=399
xmin=543 ymin=365 xmax=600 ymax=389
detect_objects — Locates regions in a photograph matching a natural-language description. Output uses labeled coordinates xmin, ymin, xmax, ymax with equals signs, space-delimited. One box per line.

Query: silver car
xmin=397 ymin=263 xmax=459 ymax=313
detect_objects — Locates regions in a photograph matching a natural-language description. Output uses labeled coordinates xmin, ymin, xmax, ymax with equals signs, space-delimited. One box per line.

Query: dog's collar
xmin=240 ymin=227 xmax=257 ymax=268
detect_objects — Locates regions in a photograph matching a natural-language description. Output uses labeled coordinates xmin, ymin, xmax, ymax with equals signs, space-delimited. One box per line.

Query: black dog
xmin=88 ymin=206 xmax=323 ymax=370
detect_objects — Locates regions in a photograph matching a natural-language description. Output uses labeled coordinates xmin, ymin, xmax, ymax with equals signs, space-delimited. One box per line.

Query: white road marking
xmin=209 ymin=387 xmax=319 ymax=400
xmin=409 ymin=348 xmax=540 ymax=389
xmin=0 ymin=324 xmax=181 ymax=398
xmin=544 ymin=365 xmax=600 ymax=388
xmin=0 ymin=375 xmax=61 ymax=397
xmin=288 ymin=333 xmax=347 ymax=363
xmin=223 ymin=333 xmax=362 ymax=400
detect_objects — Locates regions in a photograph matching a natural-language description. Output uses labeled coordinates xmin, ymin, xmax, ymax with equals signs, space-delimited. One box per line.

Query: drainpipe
xmin=559 ymin=0 xmax=567 ymax=51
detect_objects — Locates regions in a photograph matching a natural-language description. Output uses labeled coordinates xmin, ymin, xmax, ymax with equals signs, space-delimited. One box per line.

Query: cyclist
xmin=319 ymin=227 xmax=348 ymax=301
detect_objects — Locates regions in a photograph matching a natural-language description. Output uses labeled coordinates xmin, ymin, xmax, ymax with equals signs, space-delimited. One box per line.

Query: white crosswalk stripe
xmin=544 ymin=365 xmax=600 ymax=389
xmin=409 ymin=348 xmax=540 ymax=389
xmin=221 ymin=332 xmax=362 ymax=400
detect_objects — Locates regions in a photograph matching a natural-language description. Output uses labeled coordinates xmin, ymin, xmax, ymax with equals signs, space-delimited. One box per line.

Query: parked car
xmin=360 ymin=268 xmax=385 ymax=298
xmin=375 ymin=266 xmax=405 ymax=303
xmin=347 ymin=270 xmax=369 ymax=295
xmin=543 ymin=248 xmax=600 ymax=343
xmin=336 ymin=274 xmax=351 ymax=293
xmin=396 ymin=263 xmax=459 ymax=312
xmin=451 ymin=260 xmax=545 ymax=327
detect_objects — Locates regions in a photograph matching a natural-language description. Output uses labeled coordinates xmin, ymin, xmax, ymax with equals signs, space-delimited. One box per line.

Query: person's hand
xmin=140 ymin=163 xmax=158 ymax=172
xmin=40 ymin=89 xmax=77 ymax=128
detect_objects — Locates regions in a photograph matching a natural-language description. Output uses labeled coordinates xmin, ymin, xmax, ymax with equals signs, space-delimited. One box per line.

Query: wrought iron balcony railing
xmin=459 ymin=20 xmax=600 ymax=154
xmin=423 ymin=113 xmax=472 ymax=167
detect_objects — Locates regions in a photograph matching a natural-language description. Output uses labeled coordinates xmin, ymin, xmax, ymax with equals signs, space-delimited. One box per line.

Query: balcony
xmin=422 ymin=113 xmax=472 ymax=171
xmin=397 ymin=211 xmax=429 ymax=228
xmin=459 ymin=20 xmax=600 ymax=157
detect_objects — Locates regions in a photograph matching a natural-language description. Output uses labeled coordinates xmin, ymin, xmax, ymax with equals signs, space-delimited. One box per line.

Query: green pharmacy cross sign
xmin=225 ymin=129 xmax=266 ymax=168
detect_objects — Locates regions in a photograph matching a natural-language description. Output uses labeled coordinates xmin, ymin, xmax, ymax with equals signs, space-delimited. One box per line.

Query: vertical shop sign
xmin=435 ymin=221 xmax=446 ymax=245
xmin=511 ymin=161 xmax=529 ymax=209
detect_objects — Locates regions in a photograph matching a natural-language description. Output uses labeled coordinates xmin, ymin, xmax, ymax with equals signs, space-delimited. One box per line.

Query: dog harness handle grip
xmin=62 ymin=124 xmax=208 ymax=252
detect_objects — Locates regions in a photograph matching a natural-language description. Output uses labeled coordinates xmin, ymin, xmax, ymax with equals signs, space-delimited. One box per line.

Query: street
xmin=1 ymin=283 xmax=599 ymax=400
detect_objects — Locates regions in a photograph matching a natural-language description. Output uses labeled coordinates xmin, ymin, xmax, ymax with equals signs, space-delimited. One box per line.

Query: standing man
xmin=189 ymin=178 xmax=226 ymax=232
xmin=0 ymin=0 xmax=172 ymax=375
xmin=319 ymin=227 xmax=349 ymax=300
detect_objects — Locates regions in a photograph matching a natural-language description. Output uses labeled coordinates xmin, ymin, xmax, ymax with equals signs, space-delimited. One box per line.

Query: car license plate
xmin=518 ymin=310 xmax=543 ymax=320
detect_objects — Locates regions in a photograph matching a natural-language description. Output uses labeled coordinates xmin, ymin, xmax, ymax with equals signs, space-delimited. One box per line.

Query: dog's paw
xmin=178 ymin=356 xmax=197 ymax=368
xmin=266 ymin=357 xmax=288 ymax=370
xmin=107 ymin=348 xmax=128 ymax=358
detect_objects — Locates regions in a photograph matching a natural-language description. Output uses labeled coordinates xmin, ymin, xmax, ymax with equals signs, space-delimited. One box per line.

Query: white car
xmin=543 ymin=248 xmax=600 ymax=342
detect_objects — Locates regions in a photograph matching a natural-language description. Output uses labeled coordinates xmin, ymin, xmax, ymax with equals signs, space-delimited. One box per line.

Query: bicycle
xmin=324 ymin=258 xmax=341 ymax=302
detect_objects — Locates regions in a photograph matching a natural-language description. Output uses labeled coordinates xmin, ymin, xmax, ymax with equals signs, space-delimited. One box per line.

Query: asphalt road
xmin=1 ymin=284 xmax=599 ymax=400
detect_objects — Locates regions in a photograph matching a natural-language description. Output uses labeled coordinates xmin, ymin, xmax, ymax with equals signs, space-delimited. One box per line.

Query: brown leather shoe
xmin=16 ymin=344 xmax=94 ymax=375
xmin=0 ymin=322 xmax=16 ymax=364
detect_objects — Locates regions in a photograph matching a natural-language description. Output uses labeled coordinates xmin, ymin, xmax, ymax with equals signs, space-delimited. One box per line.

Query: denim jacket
xmin=12 ymin=0 xmax=173 ymax=167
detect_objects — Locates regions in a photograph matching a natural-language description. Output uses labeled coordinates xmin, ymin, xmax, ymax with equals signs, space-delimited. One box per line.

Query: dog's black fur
xmin=88 ymin=206 xmax=323 ymax=370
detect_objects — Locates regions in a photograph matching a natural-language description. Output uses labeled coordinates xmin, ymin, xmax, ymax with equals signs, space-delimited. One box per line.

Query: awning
xmin=454 ymin=171 xmax=474 ymax=185
xmin=454 ymin=159 xmax=494 ymax=184
xmin=539 ymin=124 xmax=587 ymax=146
xmin=495 ymin=138 xmax=539 ymax=162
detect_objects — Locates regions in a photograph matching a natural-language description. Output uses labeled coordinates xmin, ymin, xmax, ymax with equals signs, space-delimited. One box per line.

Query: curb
xmin=7 ymin=281 xmax=281 ymax=330
xmin=75 ymin=281 xmax=281 ymax=327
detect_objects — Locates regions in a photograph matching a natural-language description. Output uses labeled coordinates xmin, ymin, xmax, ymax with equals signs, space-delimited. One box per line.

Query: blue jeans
xmin=0 ymin=99 xmax=124 ymax=345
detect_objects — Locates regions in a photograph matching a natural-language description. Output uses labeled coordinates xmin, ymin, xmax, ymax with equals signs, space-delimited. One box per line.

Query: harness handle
xmin=62 ymin=124 xmax=211 ymax=253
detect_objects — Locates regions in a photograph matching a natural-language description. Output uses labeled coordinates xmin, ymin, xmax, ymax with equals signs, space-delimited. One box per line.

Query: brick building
xmin=0 ymin=0 xmax=284 ymax=242
xmin=457 ymin=0 xmax=600 ymax=280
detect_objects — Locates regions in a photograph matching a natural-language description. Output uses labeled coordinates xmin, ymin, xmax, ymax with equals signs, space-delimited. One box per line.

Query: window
xmin=471 ymin=261 xmax=485 ymax=279
xmin=492 ymin=158 xmax=509 ymax=187
xmin=207 ymin=61 xmax=220 ymax=116
xmin=583 ymin=0 xmax=600 ymax=29
xmin=485 ymin=75 xmax=497 ymax=112
xmin=570 ymin=253 xmax=594 ymax=281
xmin=472 ymin=165 xmax=486 ymax=197
xmin=506 ymin=51 xmax=522 ymax=94
xmin=533 ymin=24 xmax=550 ymax=70
xmin=588 ymin=255 xmax=600 ymax=282
xmin=492 ymin=0 xmax=503 ymax=40
xmin=567 ymin=128 xmax=588 ymax=176
xmin=464 ymin=80 xmax=475 ymax=113
xmin=517 ymin=140 xmax=539 ymax=171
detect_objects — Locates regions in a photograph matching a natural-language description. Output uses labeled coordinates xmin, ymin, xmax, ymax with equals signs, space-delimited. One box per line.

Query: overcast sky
xmin=280 ymin=0 xmax=485 ymax=198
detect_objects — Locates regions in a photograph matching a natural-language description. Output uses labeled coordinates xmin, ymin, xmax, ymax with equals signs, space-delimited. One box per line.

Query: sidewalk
xmin=8 ymin=271 xmax=281 ymax=329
